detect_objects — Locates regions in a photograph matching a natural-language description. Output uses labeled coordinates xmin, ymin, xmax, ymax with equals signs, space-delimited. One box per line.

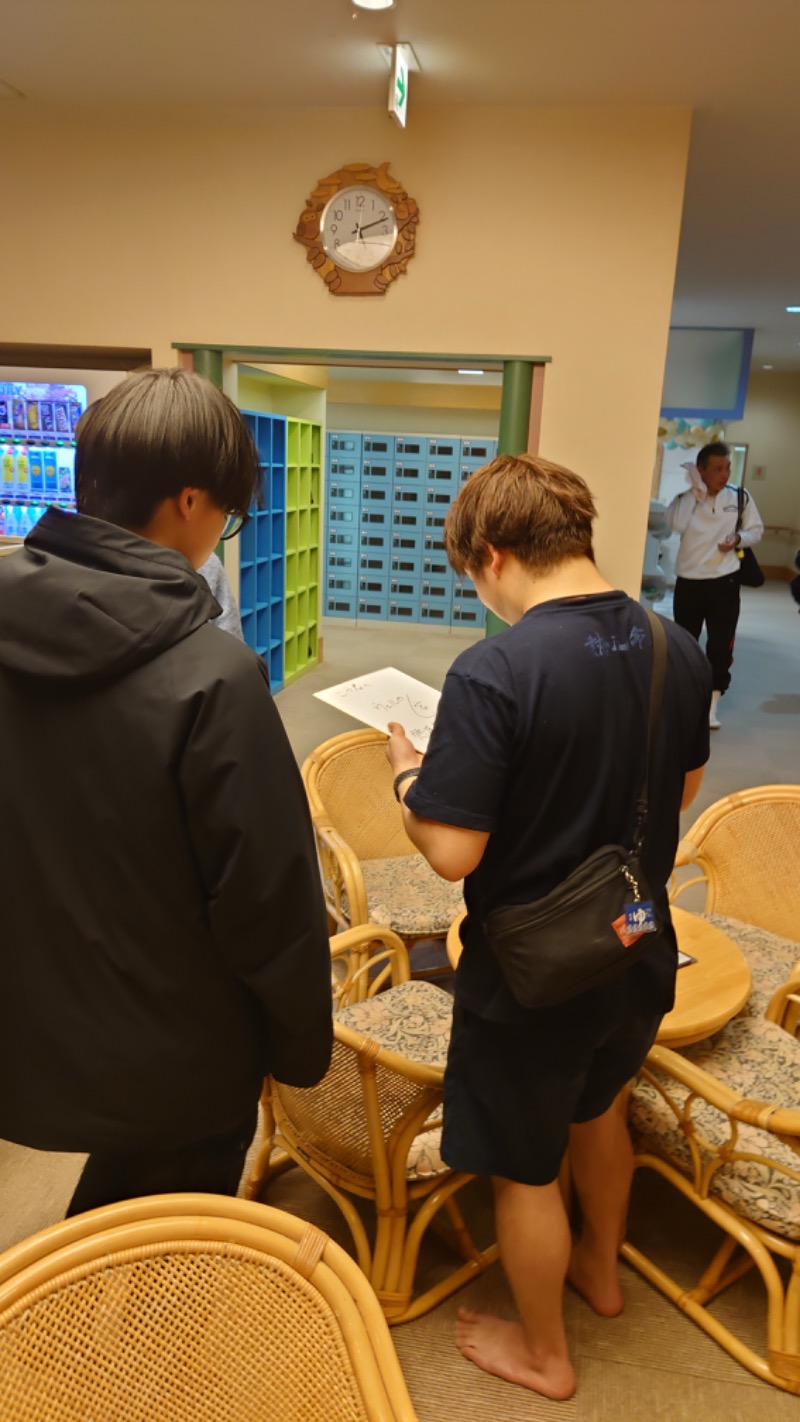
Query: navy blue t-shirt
xmin=405 ymin=592 xmax=711 ymax=1022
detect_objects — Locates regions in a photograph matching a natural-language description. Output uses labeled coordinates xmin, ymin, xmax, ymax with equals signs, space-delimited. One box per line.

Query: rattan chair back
xmin=272 ymin=1033 xmax=440 ymax=1191
xmin=0 ymin=1194 xmax=418 ymax=1422
xmin=673 ymin=785 xmax=800 ymax=940
xmin=303 ymin=728 xmax=416 ymax=861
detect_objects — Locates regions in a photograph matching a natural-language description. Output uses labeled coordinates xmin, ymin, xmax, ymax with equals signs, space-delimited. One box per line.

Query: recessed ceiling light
xmin=458 ymin=369 xmax=485 ymax=376
xmin=353 ymin=0 xmax=394 ymax=10
xmin=787 ymin=306 xmax=800 ymax=313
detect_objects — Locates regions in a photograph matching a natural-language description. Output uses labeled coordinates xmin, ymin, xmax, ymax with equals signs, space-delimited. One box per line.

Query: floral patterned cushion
xmin=630 ymin=1013 xmax=800 ymax=1240
xmin=336 ymin=980 xmax=453 ymax=1066
xmin=704 ymin=913 xmax=800 ymax=1018
xmin=337 ymin=982 xmax=453 ymax=1181
xmin=360 ymin=857 xmax=464 ymax=938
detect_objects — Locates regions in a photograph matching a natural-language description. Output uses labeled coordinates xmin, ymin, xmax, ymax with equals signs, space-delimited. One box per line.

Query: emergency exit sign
xmin=389 ymin=44 xmax=410 ymax=128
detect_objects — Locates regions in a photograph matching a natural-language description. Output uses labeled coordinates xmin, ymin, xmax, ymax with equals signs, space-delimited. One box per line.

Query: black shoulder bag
xmin=483 ymin=611 xmax=669 ymax=1010
xmin=735 ymin=486 xmax=765 ymax=588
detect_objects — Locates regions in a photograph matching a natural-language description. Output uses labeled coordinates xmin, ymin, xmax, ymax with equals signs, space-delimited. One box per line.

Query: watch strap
xmin=393 ymin=767 xmax=421 ymax=802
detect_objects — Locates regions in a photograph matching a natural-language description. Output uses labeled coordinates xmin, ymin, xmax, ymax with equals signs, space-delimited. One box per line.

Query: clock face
xmin=320 ymin=185 xmax=399 ymax=273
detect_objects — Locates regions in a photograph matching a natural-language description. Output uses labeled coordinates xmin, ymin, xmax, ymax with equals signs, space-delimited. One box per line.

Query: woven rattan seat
xmin=623 ymin=960 xmax=800 ymax=1395
xmin=247 ymin=925 xmax=497 ymax=1323
xmin=671 ymin=785 xmax=800 ymax=941
xmin=0 ymin=1194 xmax=418 ymax=1421
xmin=302 ymin=728 xmax=464 ymax=956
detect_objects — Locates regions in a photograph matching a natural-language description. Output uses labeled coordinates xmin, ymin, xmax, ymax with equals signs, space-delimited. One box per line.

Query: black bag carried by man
xmin=483 ymin=844 xmax=664 ymax=1009
xmin=736 ymin=487 xmax=765 ymax=588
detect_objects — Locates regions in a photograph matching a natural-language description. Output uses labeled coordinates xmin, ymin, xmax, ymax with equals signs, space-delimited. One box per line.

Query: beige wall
xmin=1 ymin=101 xmax=690 ymax=591
xmin=726 ymin=371 xmax=800 ymax=572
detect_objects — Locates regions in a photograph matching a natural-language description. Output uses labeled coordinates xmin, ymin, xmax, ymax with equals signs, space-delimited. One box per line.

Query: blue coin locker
xmin=326 ymin=594 xmax=357 ymax=618
xmin=359 ymin=550 xmax=390 ymax=574
xmin=427 ymin=437 xmax=459 ymax=460
xmin=363 ymin=435 xmax=395 ymax=458
xmin=391 ymin=549 xmax=422 ymax=577
xmin=360 ymin=529 xmax=391 ymax=552
xmin=330 ymin=432 xmax=362 ymax=457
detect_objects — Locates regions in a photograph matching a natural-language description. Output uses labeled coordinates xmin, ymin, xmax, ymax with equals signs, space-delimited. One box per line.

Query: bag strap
xmin=736 ymin=484 xmax=746 ymax=533
xmin=633 ymin=610 xmax=667 ymax=852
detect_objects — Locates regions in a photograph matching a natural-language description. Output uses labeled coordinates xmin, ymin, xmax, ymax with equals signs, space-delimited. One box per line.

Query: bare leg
xmin=567 ymin=1100 xmax=633 ymax=1316
xmin=454 ymin=1175 xmax=576 ymax=1399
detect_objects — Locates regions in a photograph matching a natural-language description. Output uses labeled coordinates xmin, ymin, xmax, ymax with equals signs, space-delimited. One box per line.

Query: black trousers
xmin=673 ymin=573 xmax=740 ymax=694
xmin=66 ymin=1111 xmax=257 ymax=1218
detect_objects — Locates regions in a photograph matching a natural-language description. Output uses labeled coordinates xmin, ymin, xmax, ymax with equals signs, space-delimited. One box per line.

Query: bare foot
xmin=567 ymin=1241 xmax=624 ymax=1317
xmin=454 ymin=1308 xmax=576 ymax=1399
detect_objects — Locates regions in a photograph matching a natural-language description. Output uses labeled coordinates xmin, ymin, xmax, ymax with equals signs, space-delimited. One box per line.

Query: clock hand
xmin=358 ymin=217 xmax=390 ymax=233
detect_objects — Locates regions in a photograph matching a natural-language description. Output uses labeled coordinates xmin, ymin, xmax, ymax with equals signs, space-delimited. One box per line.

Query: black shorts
xmin=441 ymin=948 xmax=675 ymax=1186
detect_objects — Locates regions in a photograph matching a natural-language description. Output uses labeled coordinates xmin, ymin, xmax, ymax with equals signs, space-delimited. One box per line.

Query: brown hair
xmin=444 ymin=453 xmax=596 ymax=577
xmin=76 ymin=368 xmax=262 ymax=529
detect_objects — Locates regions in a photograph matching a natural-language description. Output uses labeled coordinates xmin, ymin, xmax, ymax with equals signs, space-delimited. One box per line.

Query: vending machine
xmin=0 ymin=380 xmax=86 ymax=537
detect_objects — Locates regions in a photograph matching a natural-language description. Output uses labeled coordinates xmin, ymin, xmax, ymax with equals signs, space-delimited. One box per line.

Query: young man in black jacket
xmin=0 ymin=368 xmax=333 ymax=1214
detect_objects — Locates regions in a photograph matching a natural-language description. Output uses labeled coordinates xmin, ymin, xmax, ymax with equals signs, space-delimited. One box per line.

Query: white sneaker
xmin=709 ymin=691 xmax=721 ymax=729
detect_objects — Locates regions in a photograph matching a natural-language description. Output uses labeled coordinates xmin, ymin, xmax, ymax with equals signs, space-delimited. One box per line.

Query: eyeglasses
xmin=220 ymin=510 xmax=250 ymax=541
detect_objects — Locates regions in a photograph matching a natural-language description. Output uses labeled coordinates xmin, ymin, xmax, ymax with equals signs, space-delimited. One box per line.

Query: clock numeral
xmin=334 ymin=208 xmax=343 ymax=221
xmin=356 ymin=194 xmax=365 ymax=207
xmin=329 ymin=223 xmax=337 ymax=234
xmin=343 ymin=198 xmax=351 ymax=209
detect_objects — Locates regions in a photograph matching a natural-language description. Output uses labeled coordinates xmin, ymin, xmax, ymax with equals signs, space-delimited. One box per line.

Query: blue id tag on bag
xmin=624 ymin=902 xmax=657 ymax=935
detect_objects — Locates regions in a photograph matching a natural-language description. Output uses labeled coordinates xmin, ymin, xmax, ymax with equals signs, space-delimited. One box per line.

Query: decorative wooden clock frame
xmin=293 ymin=161 xmax=419 ymax=296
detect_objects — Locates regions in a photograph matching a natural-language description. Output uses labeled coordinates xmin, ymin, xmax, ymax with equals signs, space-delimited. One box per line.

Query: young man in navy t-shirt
xmin=386 ymin=454 xmax=711 ymax=1402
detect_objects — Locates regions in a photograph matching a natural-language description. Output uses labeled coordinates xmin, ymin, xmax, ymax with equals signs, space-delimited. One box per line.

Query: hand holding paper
xmin=385 ymin=721 xmax=424 ymax=776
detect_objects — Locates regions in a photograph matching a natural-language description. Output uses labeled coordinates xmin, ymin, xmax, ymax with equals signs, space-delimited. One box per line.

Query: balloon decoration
xmin=658 ymin=418 xmax=725 ymax=449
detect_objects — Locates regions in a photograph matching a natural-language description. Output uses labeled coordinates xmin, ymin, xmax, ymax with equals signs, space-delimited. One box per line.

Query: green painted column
xmin=485 ymin=360 xmax=535 ymax=637
xmin=192 ymin=347 xmax=223 ymax=389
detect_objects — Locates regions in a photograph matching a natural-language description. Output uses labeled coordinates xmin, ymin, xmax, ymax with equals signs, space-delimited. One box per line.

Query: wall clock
xmin=293 ymin=162 xmax=419 ymax=296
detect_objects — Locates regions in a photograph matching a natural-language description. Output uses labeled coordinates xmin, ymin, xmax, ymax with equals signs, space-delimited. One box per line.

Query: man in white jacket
xmin=665 ymin=442 xmax=763 ymax=728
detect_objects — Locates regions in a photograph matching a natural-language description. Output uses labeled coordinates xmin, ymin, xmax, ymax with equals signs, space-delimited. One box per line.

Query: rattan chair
xmin=246 ymin=925 xmax=498 ymax=1323
xmin=0 ymin=1193 xmax=419 ymax=1422
xmin=302 ymin=728 xmax=464 ymax=962
xmin=671 ymin=784 xmax=800 ymax=941
xmin=624 ymin=967 xmax=800 ymax=1394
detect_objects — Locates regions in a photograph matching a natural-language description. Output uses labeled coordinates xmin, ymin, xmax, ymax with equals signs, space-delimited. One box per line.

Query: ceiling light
xmin=458 ymin=369 xmax=485 ymax=376
xmin=763 ymin=364 xmax=773 ymax=370
xmin=353 ymin=0 xmax=395 ymax=10
xmin=787 ymin=306 xmax=800 ymax=313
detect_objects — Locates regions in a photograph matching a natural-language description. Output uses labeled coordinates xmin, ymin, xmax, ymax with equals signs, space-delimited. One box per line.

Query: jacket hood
xmin=0 ymin=508 xmax=220 ymax=684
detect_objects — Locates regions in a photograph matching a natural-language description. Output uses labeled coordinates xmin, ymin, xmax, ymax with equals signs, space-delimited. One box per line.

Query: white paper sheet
xmin=314 ymin=667 xmax=441 ymax=750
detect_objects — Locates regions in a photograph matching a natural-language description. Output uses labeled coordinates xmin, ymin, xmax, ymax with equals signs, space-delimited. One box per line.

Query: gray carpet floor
xmin=1 ymin=580 xmax=798 ymax=1418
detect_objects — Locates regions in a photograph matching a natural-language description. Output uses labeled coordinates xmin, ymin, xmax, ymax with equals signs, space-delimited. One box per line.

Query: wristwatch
xmin=393 ymin=768 xmax=421 ymax=802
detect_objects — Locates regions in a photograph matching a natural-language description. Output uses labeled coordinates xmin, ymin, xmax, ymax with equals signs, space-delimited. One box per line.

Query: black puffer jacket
xmin=0 ymin=508 xmax=332 ymax=1152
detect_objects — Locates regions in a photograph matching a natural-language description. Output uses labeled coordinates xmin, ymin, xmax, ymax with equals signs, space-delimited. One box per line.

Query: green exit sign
xmin=389 ymin=44 xmax=410 ymax=129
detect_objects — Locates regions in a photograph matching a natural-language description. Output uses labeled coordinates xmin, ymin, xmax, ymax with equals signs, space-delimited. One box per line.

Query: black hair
xmin=696 ymin=441 xmax=730 ymax=469
xmin=75 ymin=368 xmax=262 ymax=528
